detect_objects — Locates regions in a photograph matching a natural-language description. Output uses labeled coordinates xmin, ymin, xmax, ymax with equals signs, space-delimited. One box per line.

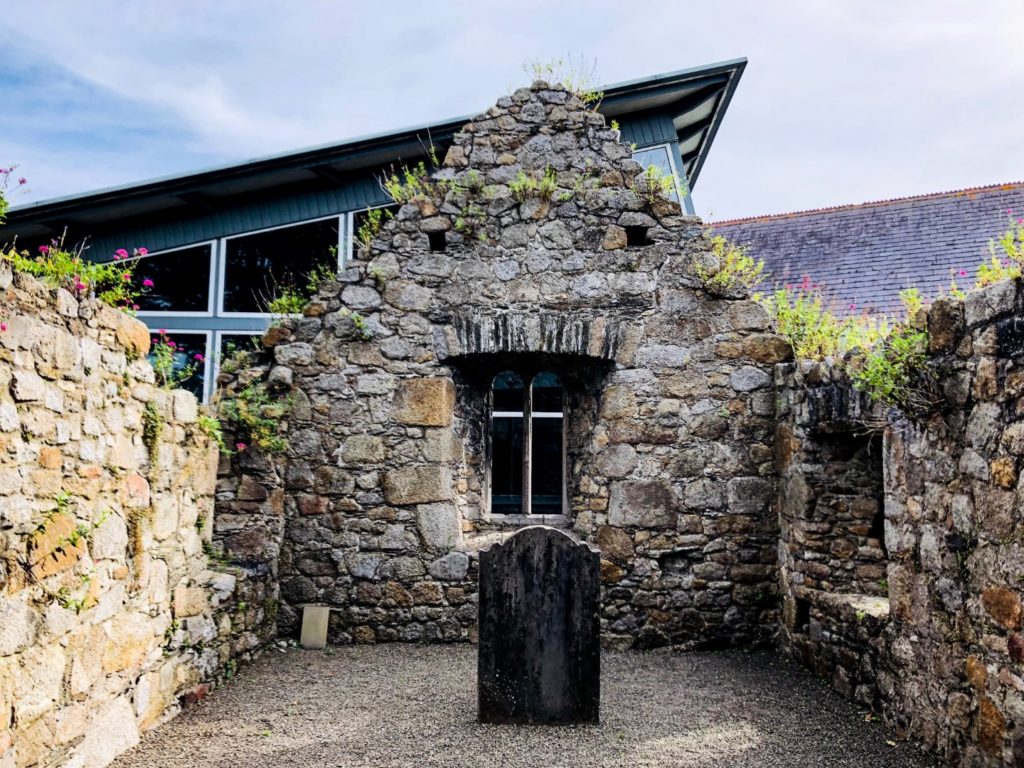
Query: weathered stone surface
xmin=391 ymin=378 xmax=455 ymax=426
xmin=607 ymin=480 xmax=677 ymax=528
xmin=416 ymin=502 xmax=460 ymax=549
xmin=383 ymin=466 xmax=452 ymax=505
xmin=428 ymin=552 xmax=469 ymax=581
xmin=478 ymin=527 xmax=600 ymax=724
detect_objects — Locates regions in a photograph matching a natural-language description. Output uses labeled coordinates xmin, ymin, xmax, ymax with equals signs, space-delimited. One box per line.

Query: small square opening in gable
xmin=624 ymin=226 xmax=650 ymax=247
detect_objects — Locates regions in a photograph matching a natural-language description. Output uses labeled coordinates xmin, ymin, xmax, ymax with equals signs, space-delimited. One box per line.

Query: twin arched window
xmin=490 ymin=371 xmax=565 ymax=516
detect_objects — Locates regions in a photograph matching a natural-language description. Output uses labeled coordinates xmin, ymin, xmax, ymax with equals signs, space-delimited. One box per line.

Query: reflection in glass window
xmin=148 ymin=332 xmax=208 ymax=400
xmin=222 ymin=219 xmax=339 ymax=313
xmin=531 ymin=372 xmax=564 ymax=515
xmin=491 ymin=371 xmax=525 ymax=515
xmin=632 ymin=145 xmax=680 ymax=202
xmin=134 ymin=244 xmax=213 ymax=313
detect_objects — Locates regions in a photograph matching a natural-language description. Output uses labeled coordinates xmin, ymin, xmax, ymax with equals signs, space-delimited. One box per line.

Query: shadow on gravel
xmin=112 ymin=646 xmax=939 ymax=768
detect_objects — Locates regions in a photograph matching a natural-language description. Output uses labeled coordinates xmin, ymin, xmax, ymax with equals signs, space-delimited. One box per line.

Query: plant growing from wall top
xmin=523 ymin=57 xmax=604 ymax=107
xmin=631 ymin=163 xmax=679 ymax=207
xmin=2 ymin=238 xmax=152 ymax=313
xmin=694 ymin=235 xmax=765 ymax=296
xmin=0 ymin=165 xmax=28 ymax=224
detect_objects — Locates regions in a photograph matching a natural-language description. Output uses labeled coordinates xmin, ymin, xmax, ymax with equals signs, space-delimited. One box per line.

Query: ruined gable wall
xmin=255 ymin=82 xmax=790 ymax=649
xmin=0 ymin=263 xmax=263 ymax=768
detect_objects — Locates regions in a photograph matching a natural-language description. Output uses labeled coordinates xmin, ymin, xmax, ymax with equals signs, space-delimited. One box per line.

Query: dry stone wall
xmin=0 ymin=263 xmax=264 ymax=768
xmin=220 ymin=82 xmax=790 ymax=651
xmin=777 ymin=280 xmax=1024 ymax=767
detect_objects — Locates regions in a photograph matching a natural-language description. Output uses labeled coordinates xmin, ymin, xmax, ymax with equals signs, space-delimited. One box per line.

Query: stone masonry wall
xmin=218 ymin=82 xmax=792 ymax=651
xmin=778 ymin=280 xmax=1024 ymax=766
xmin=0 ymin=263 xmax=264 ymax=768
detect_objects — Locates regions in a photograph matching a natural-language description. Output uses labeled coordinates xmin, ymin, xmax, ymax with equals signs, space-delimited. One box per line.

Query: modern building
xmin=712 ymin=181 xmax=1024 ymax=315
xmin=1 ymin=58 xmax=745 ymax=401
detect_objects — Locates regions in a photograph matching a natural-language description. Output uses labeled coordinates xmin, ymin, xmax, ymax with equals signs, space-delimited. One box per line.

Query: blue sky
xmin=2 ymin=0 xmax=1023 ymax=220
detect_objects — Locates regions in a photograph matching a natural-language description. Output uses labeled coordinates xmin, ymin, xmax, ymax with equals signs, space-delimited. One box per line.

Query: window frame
xmin=632 ymin=142 xmax=686 ymax=203
xmin=486 ymin=370 xmax=568 ymax=523
xmin=132 ymin=240 xmax=218 ymax=318
xmin=216 ymin=213 xmax=346 ymax=318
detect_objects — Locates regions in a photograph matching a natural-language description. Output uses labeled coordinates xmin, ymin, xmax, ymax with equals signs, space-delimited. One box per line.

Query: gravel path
xmin=112 ymin=646 xmax=937 ymax=768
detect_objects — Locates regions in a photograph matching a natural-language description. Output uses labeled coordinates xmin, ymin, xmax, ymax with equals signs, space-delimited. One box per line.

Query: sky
xmin=2 ymin=0 xmax=1023 ymax=221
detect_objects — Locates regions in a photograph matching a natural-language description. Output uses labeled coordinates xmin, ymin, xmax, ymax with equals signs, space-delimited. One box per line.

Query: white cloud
xmin=3 ymin=0 xmax=1023 ymax=218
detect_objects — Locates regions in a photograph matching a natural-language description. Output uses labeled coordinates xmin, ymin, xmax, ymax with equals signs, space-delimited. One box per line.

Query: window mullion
xmin=522 ymin=380 xmax=532 ymax=516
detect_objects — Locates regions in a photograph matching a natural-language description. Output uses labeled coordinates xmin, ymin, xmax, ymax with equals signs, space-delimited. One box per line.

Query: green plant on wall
xmin=142 ymin=401 xmax=163 ymax=464
xmin=632 ymin=164 xmax=678 ymax=206
xmin=218 ymin=381 xmax=290 ymax=454
xmin=150 ymin=330 xmax=203 ymax=390
xmin=694 ymin=235 xmax=765 ymax=295
xmin=523 ymin=57 xmax=604 ymax=107
xmin=508 ymin=167 xmax=559 ymax=203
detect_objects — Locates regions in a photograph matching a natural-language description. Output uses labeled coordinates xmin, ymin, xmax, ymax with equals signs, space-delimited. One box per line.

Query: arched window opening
xmin=531 ymin=372 xmax=565 ymax=516
xmin=491 ymin=372 xmax=525 ymax=515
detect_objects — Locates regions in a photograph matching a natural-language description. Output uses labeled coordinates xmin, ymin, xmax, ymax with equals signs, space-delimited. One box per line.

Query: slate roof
xmin=711 ymin=182 xmax=1024 ymax=316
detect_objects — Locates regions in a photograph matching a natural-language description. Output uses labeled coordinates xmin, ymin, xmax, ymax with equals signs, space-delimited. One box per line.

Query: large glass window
xmin=489 ymin=371 xmax=565 ymax=516
xmin=222 ymin=218 xmax=340 ymax=313
xmin=147 ymin=331 xmax=209 ymax=400
xmin=633 ymin=144 xmax=682 ymax=202
xmin=348 ymin=204 xmax=400 ymax=262
xmin=134 ymin=244 xmax=214 ymax=314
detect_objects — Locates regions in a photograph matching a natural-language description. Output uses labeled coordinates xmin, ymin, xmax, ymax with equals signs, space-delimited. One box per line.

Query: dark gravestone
xmin=477 ymin=525 xmax=600 ymax=724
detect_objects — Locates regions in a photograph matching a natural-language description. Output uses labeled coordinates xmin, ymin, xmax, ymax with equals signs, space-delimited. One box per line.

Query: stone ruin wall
xmin=217 ymin=82 xmax=791 ymax=651
xmin=777 ymin=280 xmax=1024 ymax=767
xmin=0 ymin=263 xmax=268 ymax=768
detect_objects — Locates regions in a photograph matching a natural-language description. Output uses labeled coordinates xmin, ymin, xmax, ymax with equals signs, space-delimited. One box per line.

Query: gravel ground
xmin=112 ymin=646 xmax=938 ymax=768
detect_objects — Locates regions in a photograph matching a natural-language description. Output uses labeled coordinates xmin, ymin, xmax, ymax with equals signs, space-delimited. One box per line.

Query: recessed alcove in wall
xmin=447 ymin=352 xmax=613 ymax=524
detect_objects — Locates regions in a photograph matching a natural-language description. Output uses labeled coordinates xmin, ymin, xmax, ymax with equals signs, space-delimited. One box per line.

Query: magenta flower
xmin=235 ymin=442 xmax=247 ymax=451
xmin=168 ymin=341 xmax=176 ymax=348
xmin=194 ymin=353 xmax=205 ymax=362
xmin=75 ymin=282 xmax=86 ymax=293
xmin=959 ymin=269 xmax=967 ymax=277
xmin=132 ymin=304 xmax=139 ymax=310
xmin=18 ymin=178 xmax=26 ymax=186
xmin=158 ymin=328 xmax=166 ymax=335
xmin=0 ymin=323 xmax=6 ymax=332
xmin=142 ymin=278 xmax=154 ymax=287
xmin=137 ymin=247 xmax=148 ymax=256
xmin=38 ymin=245 xmax=49 ymax=255
xmin=122 ymin=273 xmax=131 ymax=281
xmin=115 ymin=248 xmax=128 ymax=259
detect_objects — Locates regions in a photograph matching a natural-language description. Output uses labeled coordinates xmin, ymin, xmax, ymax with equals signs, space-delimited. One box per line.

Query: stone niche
xmin=253 ymin=80 xmax=789 ymax=650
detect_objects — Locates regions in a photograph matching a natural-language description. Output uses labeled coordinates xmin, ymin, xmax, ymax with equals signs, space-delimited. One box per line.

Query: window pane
xmin=492 ymin=371 xmax=525 ymax=412
xmin=531 ymin=372 xmax=563 ymax=515
xmin=223 ymin=219 xmax=339 ymax=313
xmin=148 ymin=332 xmax=207 ymax=400
xmin=633 ymin=145 xmax=680 ymax=202
xmin=217 ymin=333 xmax=262 ymax=364
xmin=134 ymin=244 xmax=212 ymax=313
xmin=491 ymin=372 xmax=524 ymax=514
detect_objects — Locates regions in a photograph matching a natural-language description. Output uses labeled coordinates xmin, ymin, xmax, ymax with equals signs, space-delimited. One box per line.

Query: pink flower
xmin=168 ymin=341 xmax=176 ymax=349
xmin=38 ymin=245 xmax=49 ymax=255
xmin=0 ymin=323 xmax=6 ymax=332
xmin=137 ymin=247 xmax=148 ymax=256
xmin=75 ymin=282 xmax=86 ymax=293
xmin=132 ymin=304 xmax=139 ymax=310
xmin=122 ymin=273 xmax=131 ymax=281
xmin=235 ymin=442 xmax=247 ymax=451
xmin=115 ymin=248 xmax=128 ymax=259
xmin=142 ymin=278 xmax=154 ymax=287
xmin=959 ymin=269 xmax=967 ymax=277
xmin=194 ymin=353 xmax=204 ymax=362
xmin=18 ymin=178 xmax=26 ymax=186
xmin=158 ymin=328 xmax=166 ymax=335
xmin=848 ymin=303 xmax=856 ymax=310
